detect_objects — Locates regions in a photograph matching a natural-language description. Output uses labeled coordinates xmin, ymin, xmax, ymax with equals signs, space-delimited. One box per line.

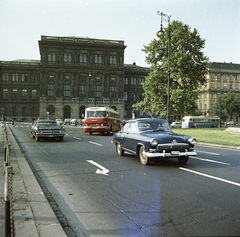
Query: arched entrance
xmin=79 ymin=106 xmax=86 ymax=118
xmin=64 ymin=105 xmax=71 ymax=119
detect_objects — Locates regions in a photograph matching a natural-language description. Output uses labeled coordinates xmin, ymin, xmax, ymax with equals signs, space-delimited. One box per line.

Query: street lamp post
xmin=157 ymin=11 xmax=171 ymax=124
xmin=216 ymin=75 xmax=221 ymax=128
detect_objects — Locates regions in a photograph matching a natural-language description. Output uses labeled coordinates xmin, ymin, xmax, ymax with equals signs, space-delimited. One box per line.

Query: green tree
xmin=133 ymin=20 xmax=209 ymax=118
xmin=213 ymin=92 xmax=240 ymax=121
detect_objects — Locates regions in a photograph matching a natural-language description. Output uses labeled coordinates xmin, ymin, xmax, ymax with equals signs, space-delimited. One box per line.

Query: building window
xmin=13 ymin=89 xmax=18 ymax=99
xmin=12 ymin=74 xmax=19 ymax=81
xmin=199 ymin=93 xmax=202 ymax=99
xmin=110 ymin=84 xmax=116 ymax=98
xmin=22 ymin=106 xmax=27 ymax=116
xmin=2 ymin=73 xmax=9 ymax=81
xmin=200 ymin=102 xmax=202 ymax=110
xmin=31 ymin=74 xmax=38 ymax=83
xmin=110 ymin=55 xmax=117 ymax=65
xmin=217 ymin=82 xmax=221 ymax=88
xmin=95 ymin=84 xmax=102 ymax=97
xmin=211 ymin=73 xmax=214 ymax=79
xmin=64 ymin=85 xmax=71 ymax=97
xmin=230 ymin=83 xmax=233 ymax=89
xmin=95 ymin=55 xmax=102 ymax=65
xmin=32 ymin=90 xmax=37 ymax=99
xmin=47 ymin=105 xmax=55 ymax=115
xmin=204 ymin=102 xmax=207 ymax=110
xmin=22 ymin=89 xmax=27 ymax=99
xmin=132 ymin=93 xmax=136 ymax=101
xmin=131 ymin=78 xmax=136 ymax=85
xmin=223 ymin=74 xmax=227 ymax=79
xmin=223 ymin=82 xmax=227 ymax=89
xmin=236 ymin=83 xmax=239 ymax=89
xmin=80 ymin=54 xmax=87 ymax=64
xmin=3 ymin=89 xmax=8 ymax=99
xmin=79 ymin=84 xmax=86 ymax=97
xmin=211 ymin=82 xmax=214 ymax=88
xmin=31 ymin=107 xmax=37 ymax=116
xmin=48 ymin=52 xmax=56 ymax=62
xmin=204 ymin=92 xmax=207 ymax=99
xmin=12 ymin=106 xmax=17 ymax=116
xmin=210 ymin=92 xmax=214 ymax=98
xmin=125 ymin=78 xmax=128 ymax=85
xmin=140 ymin=78 xmax=145 ymax=84
xmin=48 ymin=82 xmax=55 ymax=96
xmin=22 ymin=74 xmax=28 ymax=82
xmin=124 ymin=92 xmax=128 ymax=101
xmin=230 ymin=75 xmax=233 ymax=80
xmin=64 ymin=53 xmax=72 ymax=63
xmin=211 ymin=102 xmax=214 ymax=109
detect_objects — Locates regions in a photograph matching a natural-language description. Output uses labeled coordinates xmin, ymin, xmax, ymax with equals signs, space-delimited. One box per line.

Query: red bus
xmin=84 ymin=107 xmax=121 ymax=135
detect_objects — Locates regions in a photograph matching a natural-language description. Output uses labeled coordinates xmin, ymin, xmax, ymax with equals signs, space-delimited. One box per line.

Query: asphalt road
xmin=10 ymin=122 xmax=240 ymax=237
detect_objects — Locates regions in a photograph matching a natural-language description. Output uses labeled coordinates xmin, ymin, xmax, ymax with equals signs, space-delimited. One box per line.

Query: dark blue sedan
xmin=112 ymin=118 xmax=197 ymax=165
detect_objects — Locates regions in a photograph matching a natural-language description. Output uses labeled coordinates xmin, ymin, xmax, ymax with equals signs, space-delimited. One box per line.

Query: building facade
xmin=0 ymin=35 xmax=149 ymax=122
xmin=1 ymin=36 xmax=239 ymax=122
xmin=196 ymin=62 xmax=240 ymax=122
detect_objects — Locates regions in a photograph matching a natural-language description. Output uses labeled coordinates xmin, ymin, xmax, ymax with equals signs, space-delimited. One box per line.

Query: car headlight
xmin=188 ymin=137 xmax=196 ymax=145
xmin=150 ymin=138 xmax=158 ymax=146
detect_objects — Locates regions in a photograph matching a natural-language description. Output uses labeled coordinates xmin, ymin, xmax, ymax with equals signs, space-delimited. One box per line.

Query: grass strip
xmin=172 ymin=128 xmax=240 ymax=147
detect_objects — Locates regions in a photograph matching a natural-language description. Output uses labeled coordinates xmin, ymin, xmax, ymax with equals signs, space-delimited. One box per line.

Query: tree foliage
xmin=133 ymin=20 xmax=209 ymax=118
xmin=213 ymin=92 xmax=240 ymax=121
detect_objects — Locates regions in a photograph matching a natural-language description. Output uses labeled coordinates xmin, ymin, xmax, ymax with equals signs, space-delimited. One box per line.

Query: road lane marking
xmin=179 ymin=167 xmax=240 ymax=187
xmin=73 ymin=136 xmax=81 ymax=140
xmin=87 ymin=160 xmax=109 ymax=176
xmin=88 ymin=141 xmax=103 ymax=146
xmin=195 ymin=150 xmax=219 ymax=155
xmin=190 ymin=156 xmax=230 ymax=165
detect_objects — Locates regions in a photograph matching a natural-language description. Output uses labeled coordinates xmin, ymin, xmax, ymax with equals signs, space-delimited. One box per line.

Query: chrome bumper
xmin=144 ymin=151 xmax=197 ymax=158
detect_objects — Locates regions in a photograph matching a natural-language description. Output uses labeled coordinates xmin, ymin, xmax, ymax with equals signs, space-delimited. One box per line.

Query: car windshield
xmin=86 ymin=111 xmax=106 ymax=118
xmin=138 ymin=121 xmax=171 ymax=132
xmin=37 ymin=121 xmax=58 ymax=126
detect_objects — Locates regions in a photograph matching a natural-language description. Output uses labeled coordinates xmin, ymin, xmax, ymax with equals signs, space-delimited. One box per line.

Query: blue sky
xmin=0 ymin=0 xmax=239 ymax=67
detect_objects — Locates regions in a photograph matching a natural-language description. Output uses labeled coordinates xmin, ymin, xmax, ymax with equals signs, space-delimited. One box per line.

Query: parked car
xmin=64 ymin=118 xmax=72 ymax=125
xmin=71 ymin=118 xmax=83 ymax=125
xmin=112 ymin=118 xmax=197 ymax=165
xmin=30 ymin=120 xmax=66 ymax=142
xmin=227 ymin=121 xmax=234 ymax=125
xmin=170 ymin=121 xmax=182 ymax=128
xmin=56 ymin=119 xmax=63 ymax=125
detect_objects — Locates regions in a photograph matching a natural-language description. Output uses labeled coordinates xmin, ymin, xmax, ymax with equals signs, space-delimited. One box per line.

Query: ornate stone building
xmin=0 ymin=35 xmax=150 ymax=122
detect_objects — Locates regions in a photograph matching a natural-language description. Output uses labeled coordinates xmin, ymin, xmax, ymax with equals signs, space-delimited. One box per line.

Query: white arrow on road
xmin=86 ymin=160 xmax=109 ymax=176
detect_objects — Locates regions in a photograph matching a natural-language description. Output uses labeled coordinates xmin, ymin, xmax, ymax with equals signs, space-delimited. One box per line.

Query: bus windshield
xmin=86 ymin=111 xmax=106 ymax=118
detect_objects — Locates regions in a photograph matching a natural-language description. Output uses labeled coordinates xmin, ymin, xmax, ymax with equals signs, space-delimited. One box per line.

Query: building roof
xmin=207 ymin=62 xmax=240 ymax=70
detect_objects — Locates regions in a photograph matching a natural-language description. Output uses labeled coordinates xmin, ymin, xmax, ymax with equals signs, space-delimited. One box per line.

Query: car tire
xmin=139 ymin=146 xmax=150 ymax=165
xmin=35 ymin=135 xmax=40 ymax=142
xmin=59 ymin=136 xmax=64 ymax=142
xmin=31 ymin=133 xmax=34 ymax=139
xmin=177 ymin=156 xmax=189 ymax=164
xmin=116 ymin=143 xmax=124 ymax=156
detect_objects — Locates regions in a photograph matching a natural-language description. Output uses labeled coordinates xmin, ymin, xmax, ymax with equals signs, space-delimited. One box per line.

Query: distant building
xmin=1 ymin=36 xmax=239 ymax=122
xmin=196 ymin=62 xmax=240 ymax=122
xmin=0 ymin=35 xmax=150 ymax=121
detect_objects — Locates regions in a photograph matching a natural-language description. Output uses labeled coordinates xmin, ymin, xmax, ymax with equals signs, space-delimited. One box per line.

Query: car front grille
xmin=157 ymin=143 xmax=189 ymax=152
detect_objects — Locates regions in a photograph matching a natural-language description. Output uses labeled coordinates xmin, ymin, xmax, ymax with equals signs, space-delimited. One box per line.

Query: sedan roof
xmin=126 ymin=118 xmax=167 ymax=123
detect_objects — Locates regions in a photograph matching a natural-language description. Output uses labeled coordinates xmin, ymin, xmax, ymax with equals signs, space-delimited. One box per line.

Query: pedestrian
xmin=12 ymin=119 xmax=14 ymax=126
xmin=74 ymin=119 xmax=77 ymax=127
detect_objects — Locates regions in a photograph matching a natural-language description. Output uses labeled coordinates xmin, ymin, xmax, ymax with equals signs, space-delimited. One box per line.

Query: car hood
xmin=142 ymin=131 xmax=191 ymax=143
xmin=36 ymin=125 xmax=60 ymax=129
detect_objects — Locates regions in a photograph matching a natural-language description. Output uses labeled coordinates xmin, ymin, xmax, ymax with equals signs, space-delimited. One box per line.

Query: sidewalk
xmin=0 ymin=124 xmax=66 ymax=237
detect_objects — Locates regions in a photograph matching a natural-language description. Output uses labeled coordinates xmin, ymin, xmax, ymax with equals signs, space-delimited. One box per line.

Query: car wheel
xmin=90 ymin=132 xmax=92 ymax=135
xmin=178 ymin=156 xmax=189 ymax=164
xmin=139 ymin=146 xmax=150 ymax=165
xmin=31 ymin=132 xmax=34 ymax=139
xmin=59 ymin=136 xmax=64 ymax=142
xmin=35 ymin=135 xmax=40 ymax=142
xmin=116 ymin=143 xmax=124 ymax=156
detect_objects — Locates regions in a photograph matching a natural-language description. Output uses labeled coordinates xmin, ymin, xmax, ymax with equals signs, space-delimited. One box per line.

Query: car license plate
xmin=171 ymin=151 xmax=180 ymax=155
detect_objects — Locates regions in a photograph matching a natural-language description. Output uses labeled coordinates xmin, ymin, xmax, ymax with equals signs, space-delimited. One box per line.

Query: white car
xmin=170 ymin=121 xmax=182 ymax=128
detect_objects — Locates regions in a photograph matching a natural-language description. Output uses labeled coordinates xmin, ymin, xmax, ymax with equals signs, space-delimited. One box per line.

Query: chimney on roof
xmin=133 ymin=60 xmax=136 ymax=66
